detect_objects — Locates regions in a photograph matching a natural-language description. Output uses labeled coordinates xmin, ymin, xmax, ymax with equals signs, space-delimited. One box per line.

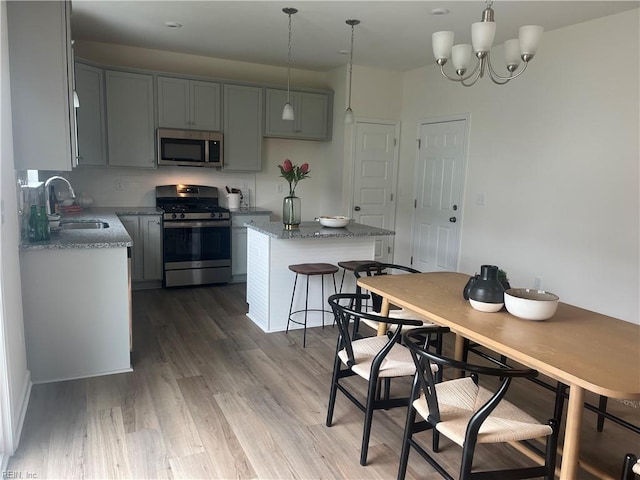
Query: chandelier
xmin=432 ymin=1 xmax=543 ymax=87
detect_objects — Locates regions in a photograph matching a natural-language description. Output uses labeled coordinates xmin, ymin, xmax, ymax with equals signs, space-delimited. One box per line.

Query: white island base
xmin=246 ymin=222 xmax=394 ymax=333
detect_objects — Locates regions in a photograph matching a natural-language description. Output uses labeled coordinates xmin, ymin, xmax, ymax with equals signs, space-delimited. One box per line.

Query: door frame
xmin=410 ymin=113 xmax=471 ymax=271
xmin=349 ymin=117 xmax=401 ymax=262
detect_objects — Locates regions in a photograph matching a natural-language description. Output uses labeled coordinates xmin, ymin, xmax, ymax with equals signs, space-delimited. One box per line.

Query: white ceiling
xmin=71 ymin=1 xmax=639 ymax=72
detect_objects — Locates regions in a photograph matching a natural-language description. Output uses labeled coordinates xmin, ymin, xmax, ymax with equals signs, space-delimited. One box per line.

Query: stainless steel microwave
xmin=157 ymin=129 xmax=223 ymax=168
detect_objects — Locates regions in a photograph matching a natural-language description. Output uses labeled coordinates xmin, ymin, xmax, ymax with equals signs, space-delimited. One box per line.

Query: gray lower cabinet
xmin=264 ymin=88 xmax=331 ymax=140
xmin=7 ymin=0 xmax=76 ymax=171
xmin=75 ymin=62 xmax=107 ymax=166
xmin=106 ymin=71 xmax=155 ymax=168
xmin=119 ymin=215 xmax=163 ymax=282
xmin=231 ymin=213 xmax=271 ymax=280
xmin=157 ymin=76 xmax=221 ymax=131
xmin=223 ymin=84 xmax=263 ymax=172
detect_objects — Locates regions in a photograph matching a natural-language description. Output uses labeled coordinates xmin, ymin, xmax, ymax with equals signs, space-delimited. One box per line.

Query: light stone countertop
xmin=229 ymin=207 xmax=272 ymax=216
xmin=20 ymin=207 xmax=162 ymax=251
xmin=246 ymin=221 xmax=395 ymax=239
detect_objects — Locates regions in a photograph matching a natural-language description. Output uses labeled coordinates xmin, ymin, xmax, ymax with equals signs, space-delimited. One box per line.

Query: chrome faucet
xmin=44 ymin=176 xmax=76 ymax=215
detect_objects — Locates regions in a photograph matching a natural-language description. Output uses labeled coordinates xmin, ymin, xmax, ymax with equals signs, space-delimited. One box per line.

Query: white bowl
xmin=317 ymin=216 xmax=350 ymax=228
xmin=504 ymin=288 xmax=559 ymax=321
xmin=469 ymin=299 xmax=504 ymax=313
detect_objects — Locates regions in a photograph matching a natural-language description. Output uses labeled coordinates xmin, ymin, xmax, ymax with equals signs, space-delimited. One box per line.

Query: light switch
xmin=475 ymin=192 xmax=485 ymax=206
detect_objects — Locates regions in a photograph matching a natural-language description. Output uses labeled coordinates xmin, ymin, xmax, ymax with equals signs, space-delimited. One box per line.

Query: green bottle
xmin=28 ymin=205 xmax=39 ymax=241
xmin=39 ymin=205 xmax=50 ymax=240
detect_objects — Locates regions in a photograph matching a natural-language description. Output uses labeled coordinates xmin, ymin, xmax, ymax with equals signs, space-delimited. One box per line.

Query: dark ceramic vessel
xmin=468 ymin=265 xmax=505 ymax=304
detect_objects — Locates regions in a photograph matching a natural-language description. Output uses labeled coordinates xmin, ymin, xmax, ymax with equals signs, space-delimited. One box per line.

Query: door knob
xmin=354 ymin=206 xmax=361 ymax=211
xmin=449 ymin=217 xmax=457 ymax=223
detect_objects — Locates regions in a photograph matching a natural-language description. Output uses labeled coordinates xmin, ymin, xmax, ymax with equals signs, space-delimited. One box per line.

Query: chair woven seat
xmin=338 ymin=336 xmax=416 ymax=380
xmin=289 ymin=263 xmax=339 ymax=275
xmin=338 ymin=260 xmax=378 ymax=271
xmin=414 ymin=377 xmax=553 ymax=447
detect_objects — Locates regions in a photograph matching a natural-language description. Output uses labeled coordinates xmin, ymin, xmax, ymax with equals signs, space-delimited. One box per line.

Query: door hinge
xmin=410 ymin=256 xmax=413 ymax=265
xmin=388 ymin=246 xmax=391 ymax=254
xmin=394 ymin=138 xmax=397 ymax=147
xmin=390 ymin=193 xmax=394 ymax=202
xmin=414 ymin=199 xmax=417 ymax=208
xmin=417 ymin=138 xmax=421 ymax=149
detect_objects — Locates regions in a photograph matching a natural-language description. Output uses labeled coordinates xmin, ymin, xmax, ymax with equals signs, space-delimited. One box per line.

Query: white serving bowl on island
xmin=504 ymin=288 xmax=559 ymax=321
xmin=316 ymin=216 xmax=350 ymax=228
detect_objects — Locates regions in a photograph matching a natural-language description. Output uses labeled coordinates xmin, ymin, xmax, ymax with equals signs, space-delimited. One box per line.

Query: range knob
xmin=218 ymin=212 xmax=224 ymax=218
xmin=171 ymin=213 xmax=177 ymax=219
xmin=180 ymin=213 xmax=186 ymax=219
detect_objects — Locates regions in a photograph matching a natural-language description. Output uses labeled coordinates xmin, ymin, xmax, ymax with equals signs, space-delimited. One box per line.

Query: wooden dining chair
xmin=325 ymin=293 xmax=449 ymax=466
xmin=398 ymin=327 xmax=559 ymax=480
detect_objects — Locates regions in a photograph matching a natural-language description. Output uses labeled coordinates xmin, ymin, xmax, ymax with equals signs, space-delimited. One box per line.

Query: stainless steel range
xmin=156 ymin=184 xmax=231 ymax=287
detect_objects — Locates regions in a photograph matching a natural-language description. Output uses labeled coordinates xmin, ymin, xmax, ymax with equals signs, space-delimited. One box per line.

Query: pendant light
xmin=282 ymin=8 xmax=297 ymax=121
xmin=344 ymin=19 xmax=360 ymax=125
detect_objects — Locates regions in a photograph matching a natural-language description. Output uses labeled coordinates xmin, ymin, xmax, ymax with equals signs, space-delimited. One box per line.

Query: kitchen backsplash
xmin=49 ymin=167 xmax=256 ymax=209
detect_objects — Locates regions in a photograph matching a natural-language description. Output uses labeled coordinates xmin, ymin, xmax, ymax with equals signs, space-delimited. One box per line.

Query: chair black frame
xmin=326 ymin=293 xmax=448 ymax=466
xmin=622 ymin=453 xmax=638 ymax=480
xmin=463 ymin=339 xmax=640 ymax=438
xmin=399 ymin=327 xmax=559 ymax=480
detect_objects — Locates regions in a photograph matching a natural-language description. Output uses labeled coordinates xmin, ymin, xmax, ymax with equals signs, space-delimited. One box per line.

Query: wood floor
xmin=7 ymin=283 xmax=640 ymax=479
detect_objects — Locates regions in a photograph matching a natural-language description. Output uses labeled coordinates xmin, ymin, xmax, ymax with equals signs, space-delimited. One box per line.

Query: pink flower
xmin=278 ymin=159 xmax=310 ymax=196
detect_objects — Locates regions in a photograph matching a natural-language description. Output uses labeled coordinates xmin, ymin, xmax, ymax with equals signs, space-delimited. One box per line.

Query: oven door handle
xmin=164 ymin=220 xmax=231 ymax=228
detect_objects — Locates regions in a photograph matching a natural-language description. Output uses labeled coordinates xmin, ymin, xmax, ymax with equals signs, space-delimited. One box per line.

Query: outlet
xmin=276 ymin=183 xmax=283 ymax=193
xmin=475 ymin=192 xmax=486 ymax=206
xmin=534 ymin=276 xmax=542 ymax=290
xmin=115 ymin=178 xmax=123 ymax=191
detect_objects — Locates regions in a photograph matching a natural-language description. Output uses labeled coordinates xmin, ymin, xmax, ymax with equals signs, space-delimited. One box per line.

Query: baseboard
xmin=12 ymin=370 xmax=32 ymax=451
xmin=1 ymin=370 xmax=32 ymax=472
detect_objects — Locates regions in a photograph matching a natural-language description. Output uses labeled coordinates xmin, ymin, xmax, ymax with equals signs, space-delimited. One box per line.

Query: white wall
xmin=0 ymin=1 xmax=31 ymax=466
xmin=397 ymin=9 xmax=639 ymax=323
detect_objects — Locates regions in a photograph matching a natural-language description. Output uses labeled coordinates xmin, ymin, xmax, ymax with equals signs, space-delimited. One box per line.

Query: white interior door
xmin=411 ymin=118 xmax=467 ymax=271
xmin=351 ymin=120 xmax=399 ymax=262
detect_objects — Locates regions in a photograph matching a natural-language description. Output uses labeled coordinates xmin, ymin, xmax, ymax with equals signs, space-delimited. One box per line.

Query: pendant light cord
xmin=347 ymin=22 xmax=354 ymax=109
xmin=287 ymin=12 xmax=293 ymax=103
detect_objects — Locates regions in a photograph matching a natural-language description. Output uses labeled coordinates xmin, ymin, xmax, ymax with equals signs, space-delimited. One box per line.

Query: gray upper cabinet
xmin=7 ymin=1 xmax=76 ymax=171
xmin=157 ymin=77 xmax=220 ymax=131
xmin=75 ymin=62 xmax=107 ymax=166
xmin=264 ymin=88 xmax=332 ymax=141
xmin=106 ymin=70 xmax=155 ymax=168
xmin=223 ymin=84 xmax=263 ymax=172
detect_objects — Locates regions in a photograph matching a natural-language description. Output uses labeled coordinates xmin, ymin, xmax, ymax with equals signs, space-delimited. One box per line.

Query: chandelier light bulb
xmin=519 ymin=25 xmax=544 ymax=57
xmin=504 ymin=39 xmax=521 ymax=70
xmin=452 ymin=44 xmax=472 ymax=74
xmin=432 ymin=31 xmax=454 ymax=61
xmin=471 ymin=21 xmax=496 ymax=53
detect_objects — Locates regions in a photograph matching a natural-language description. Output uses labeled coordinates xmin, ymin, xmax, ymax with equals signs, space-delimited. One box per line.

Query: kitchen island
xmin=246 ymin=221 xmax=395 ymax=333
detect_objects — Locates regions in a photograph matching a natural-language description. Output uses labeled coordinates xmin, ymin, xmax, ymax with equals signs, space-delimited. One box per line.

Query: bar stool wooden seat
xmin=337 ymin=260 xmax=379 ymax=293
xmin=286 ymin=263 xmax=339 ymax=347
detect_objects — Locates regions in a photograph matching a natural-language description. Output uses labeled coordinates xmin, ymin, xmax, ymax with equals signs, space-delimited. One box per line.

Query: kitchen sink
xmin=60 ymin=221 xmax=110 ymax=230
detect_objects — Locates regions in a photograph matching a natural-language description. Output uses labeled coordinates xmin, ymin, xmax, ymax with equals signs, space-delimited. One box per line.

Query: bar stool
xmin=337 ymin=260 xmax=379 ymax=293
xmin=286 ymin=263 xmax=339 ymax=347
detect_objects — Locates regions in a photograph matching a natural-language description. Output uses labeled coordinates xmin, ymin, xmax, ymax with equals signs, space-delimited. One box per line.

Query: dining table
xmin=357 ymin=271 xmax=640 ymax=480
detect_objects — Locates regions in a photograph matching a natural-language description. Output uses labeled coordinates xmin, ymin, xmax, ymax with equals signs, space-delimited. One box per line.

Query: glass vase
xmin=282 ymin=195 xmax=301 ymax=230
